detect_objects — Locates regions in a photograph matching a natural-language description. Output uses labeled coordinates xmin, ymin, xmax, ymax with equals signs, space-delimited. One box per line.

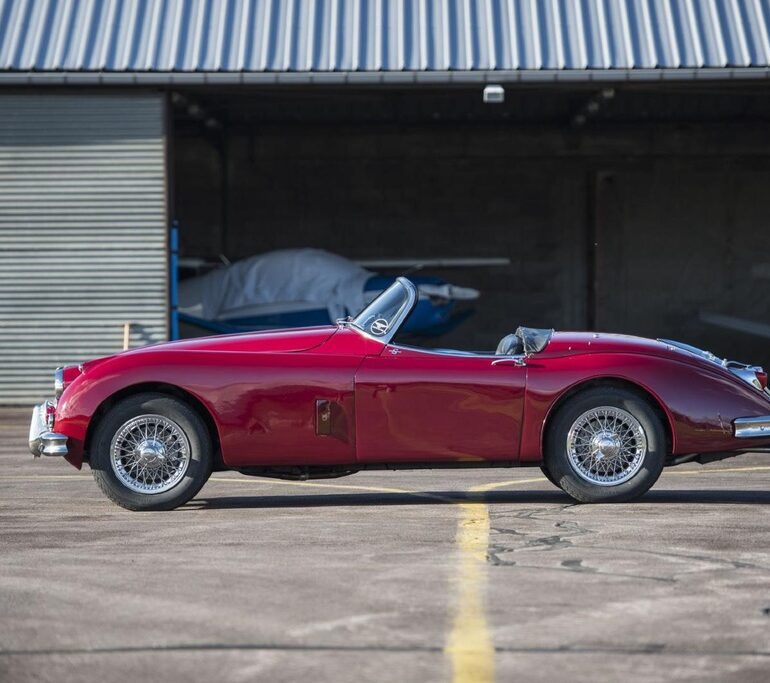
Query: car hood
xmin=119 ymin=326 xmax=338 ymax=357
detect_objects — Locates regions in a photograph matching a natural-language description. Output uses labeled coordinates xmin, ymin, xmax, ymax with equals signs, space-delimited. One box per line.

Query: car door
xmin=354 ymin=344 xmax=526 ymax=463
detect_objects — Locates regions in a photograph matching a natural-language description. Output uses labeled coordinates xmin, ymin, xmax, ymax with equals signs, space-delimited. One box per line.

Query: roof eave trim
xmin=0 ymin=68 xmax=769 ymax=86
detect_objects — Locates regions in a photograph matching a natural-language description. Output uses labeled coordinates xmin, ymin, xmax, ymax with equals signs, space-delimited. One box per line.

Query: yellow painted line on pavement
xmin=473 ymin=478 xmax=547 ymax=493
xmin=209 ymin=476 xmax=415 ymax=495
xmin=210 ymin=475 xmax=462 ymax=506
xmin=445 ymin=477 xmax=545 ymax=683
xmin=665 ymin=465 xmax=770 ymax=475
xmin=0 ymin=475 xmax=91 ymax=481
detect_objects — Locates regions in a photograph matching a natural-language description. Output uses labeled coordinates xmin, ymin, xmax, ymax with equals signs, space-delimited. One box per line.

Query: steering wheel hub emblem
xmin=370 ymin=318 xmax=389 ymax=336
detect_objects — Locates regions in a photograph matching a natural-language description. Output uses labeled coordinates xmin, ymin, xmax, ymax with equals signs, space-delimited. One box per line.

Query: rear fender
xmin=520 ymin=353 xmax=770 ymax=462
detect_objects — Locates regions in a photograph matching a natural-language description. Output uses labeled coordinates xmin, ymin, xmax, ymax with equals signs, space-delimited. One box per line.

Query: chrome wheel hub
xmin=591 ymin=431 xmax=621 ymax=460
xmin=566 ymin=407 xmax=647 ymax=486
xmin=136 ymin=439 xmax=166 ymax=468
xmin=110 ymin=415 xmax=190 ymax=494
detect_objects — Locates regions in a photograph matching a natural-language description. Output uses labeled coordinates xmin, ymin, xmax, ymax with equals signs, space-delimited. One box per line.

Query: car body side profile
xmin=30 ymin=278 xmax=770 ymax=510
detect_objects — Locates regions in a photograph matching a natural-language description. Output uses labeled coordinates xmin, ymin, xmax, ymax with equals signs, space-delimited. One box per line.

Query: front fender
xmin=54 ymin=351 xmax=222 ymax=469
xmin=55 ymin=346 xmax=360 ymax=470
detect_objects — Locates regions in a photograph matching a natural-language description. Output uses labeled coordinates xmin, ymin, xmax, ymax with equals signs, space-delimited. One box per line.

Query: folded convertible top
xmin=516 ymin=326 xmax=554 ymax=354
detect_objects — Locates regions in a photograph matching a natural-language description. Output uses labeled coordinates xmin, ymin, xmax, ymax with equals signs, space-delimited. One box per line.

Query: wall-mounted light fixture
xmin=483 ymin=84 xmax=505 ymax=104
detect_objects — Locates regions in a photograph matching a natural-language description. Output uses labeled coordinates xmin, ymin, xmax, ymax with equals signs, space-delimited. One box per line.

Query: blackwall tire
xmin=545 ymin=387 xmax=666 ymax=504
xmin=91 ymin=393 xmax=212 ymax=511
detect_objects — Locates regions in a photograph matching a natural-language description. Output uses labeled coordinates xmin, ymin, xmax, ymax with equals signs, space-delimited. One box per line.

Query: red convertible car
xmin=29 ymin=278 xmax=770 ymax=511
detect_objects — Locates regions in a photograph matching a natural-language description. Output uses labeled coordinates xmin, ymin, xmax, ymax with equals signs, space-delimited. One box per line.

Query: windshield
xmin=351 ymin=279 xmax=414 ymax=341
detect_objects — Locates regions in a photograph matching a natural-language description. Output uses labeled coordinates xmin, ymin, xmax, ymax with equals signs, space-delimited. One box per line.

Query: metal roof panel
xmin=0 ymin=0 xmax=768 ymax=78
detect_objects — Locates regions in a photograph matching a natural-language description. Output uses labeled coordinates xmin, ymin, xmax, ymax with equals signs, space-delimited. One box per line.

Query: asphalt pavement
xmin=1 ymin=407 xmax=769 ymax=682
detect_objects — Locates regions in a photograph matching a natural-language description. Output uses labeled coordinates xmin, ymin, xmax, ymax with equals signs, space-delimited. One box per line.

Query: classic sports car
xmin=29 ymin=277 xmax=770 ymax=511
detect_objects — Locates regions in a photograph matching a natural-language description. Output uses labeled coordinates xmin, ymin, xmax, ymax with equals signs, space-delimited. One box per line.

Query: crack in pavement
xmin=582 ymin=544 xmax=769 ymax=573
xmin=485 ymin=501 xmax=769 ymax=586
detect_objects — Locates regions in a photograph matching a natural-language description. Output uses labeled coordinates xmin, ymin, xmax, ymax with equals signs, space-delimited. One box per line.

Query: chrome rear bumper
xmin=29 ymin=401 xmax=68 ymax=457
xmin=734 ymin=415 xmax=770 ymax=438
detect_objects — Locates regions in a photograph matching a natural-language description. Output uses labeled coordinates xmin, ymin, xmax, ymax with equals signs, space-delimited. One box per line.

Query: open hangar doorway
xmin=169 ymin=82 xmax=770 ymax=365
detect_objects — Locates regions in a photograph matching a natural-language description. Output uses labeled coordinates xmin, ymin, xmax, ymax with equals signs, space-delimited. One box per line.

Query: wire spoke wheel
xmin=110 ymin=414 xmax=191 ymax=494
xmin=566 ymin=406 xmax=647 ymax=486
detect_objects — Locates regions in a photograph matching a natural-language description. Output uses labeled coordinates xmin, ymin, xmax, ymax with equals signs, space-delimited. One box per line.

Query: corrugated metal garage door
xmin=0 ymin=94 xmax=167 ymax=405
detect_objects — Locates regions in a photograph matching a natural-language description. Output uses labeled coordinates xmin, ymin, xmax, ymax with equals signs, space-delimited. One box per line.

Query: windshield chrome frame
xmin=343 ymin=277 xmax=418 ymax=345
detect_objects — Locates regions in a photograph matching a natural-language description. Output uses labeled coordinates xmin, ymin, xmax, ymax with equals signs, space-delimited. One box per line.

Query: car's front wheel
xmin=90 ymin=393 xmax=212 ymax=511
xmin=545 ymin=387 xmax=666 ymax=503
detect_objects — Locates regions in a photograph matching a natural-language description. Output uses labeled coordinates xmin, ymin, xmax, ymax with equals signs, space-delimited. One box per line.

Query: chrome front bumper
xmin=734 ymin=415 xmax=770 ymax=438
xmin=29 ymin=401 xmax=68 ymax=457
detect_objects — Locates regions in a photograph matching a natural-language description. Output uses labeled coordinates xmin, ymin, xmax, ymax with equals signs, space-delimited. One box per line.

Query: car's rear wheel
xmin=545 ymin=387 xmax=666 ymax=503
xmin=91 ymin=393 xmax=212 ymax=511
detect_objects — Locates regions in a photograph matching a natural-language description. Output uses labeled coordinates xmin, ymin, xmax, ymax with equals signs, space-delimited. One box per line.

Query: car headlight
xmin=54 ymin=365 xmax=83 ymax=400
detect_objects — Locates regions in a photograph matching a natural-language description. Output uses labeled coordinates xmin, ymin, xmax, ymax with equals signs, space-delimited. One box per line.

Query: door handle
xmin=491 ymin=357 xmax=527 ymax=367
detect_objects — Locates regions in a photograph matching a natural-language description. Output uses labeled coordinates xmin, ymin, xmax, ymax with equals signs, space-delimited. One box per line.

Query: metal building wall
xmin=0 ymin=93 xmax=167 ymax=405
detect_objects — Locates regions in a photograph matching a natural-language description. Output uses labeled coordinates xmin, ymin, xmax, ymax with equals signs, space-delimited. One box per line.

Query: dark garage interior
xmin=171 ymin=83 xmax=770 ymax=363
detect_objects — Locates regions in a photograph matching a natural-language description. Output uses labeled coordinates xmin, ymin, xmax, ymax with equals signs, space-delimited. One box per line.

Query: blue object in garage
xmin=169 ymin=222 xmax=180 ymax=341
xmin=174 ymin=249 xmax=478 ymax=339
